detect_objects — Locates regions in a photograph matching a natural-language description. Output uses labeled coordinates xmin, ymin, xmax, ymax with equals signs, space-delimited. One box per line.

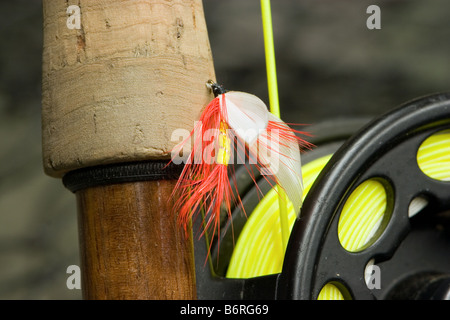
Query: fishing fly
xmin=170 ymin=81 xmax=310 ymax=254
xmin=170 ymin=0 xmax=311 ymax=258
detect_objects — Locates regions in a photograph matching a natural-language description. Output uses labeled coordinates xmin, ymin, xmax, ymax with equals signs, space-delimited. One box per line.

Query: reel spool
xmin=195 ymin=93 xmax=450 ymax=300
xmin=277 ymin=93 xmax=450 ymax=300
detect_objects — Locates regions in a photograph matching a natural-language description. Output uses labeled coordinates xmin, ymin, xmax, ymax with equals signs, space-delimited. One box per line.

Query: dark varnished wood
xmin=76 ymin=180 xmax=196 ymax=299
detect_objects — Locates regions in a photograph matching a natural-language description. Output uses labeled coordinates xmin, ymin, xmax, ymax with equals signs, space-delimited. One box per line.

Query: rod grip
xmin=42 ymin=0 xmax=215 ymax=178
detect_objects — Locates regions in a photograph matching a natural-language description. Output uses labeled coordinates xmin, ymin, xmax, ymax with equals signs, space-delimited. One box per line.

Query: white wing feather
xmin=222 ymin=91 xmax=269 ymax=145
xmin=223 ymin=91 xmax=303 ymax=215
xmin=253 ymin=113 xmax=303 ymax=215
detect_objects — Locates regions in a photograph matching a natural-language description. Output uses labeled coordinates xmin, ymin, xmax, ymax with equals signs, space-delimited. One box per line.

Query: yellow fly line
xmin=260 ymin=0 xmax=291 ymax=252
xmin=227 ymin=154 xmax=333 ymax=278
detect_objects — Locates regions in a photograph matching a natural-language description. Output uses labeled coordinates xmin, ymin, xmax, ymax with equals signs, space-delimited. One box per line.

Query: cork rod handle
xmin=42 ymin=0 xmax=216 ymax=299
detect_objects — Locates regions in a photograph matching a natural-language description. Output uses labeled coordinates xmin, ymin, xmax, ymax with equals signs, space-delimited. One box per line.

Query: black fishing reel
xmin=195 ymin=93 xmax=450 ymax=300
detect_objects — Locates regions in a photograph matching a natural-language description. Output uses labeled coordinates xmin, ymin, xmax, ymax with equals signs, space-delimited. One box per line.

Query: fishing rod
xmin=42 ymin=0 xmax=215 ymax=299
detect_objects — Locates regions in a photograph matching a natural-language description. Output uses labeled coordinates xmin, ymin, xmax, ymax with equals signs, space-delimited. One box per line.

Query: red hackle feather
xmin=171 ymin=95 xmax=238 ymax=252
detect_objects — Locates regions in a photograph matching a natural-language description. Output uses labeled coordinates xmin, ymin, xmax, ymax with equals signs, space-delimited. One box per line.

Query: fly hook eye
xmin=206 ymin=80 xmax=226 ymax=97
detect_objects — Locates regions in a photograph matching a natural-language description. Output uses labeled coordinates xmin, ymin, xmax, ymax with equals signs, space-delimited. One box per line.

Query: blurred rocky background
xmin=0 ymin=0 xmax=449 ymax=299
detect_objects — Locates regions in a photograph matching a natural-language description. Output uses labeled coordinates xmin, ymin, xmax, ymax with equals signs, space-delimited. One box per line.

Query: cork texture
xmin=42 ymin=0 xmax=216 ymax=177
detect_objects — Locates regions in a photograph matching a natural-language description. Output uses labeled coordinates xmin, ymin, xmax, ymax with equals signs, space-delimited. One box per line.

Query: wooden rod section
xmin=76 ymin=180 xmax=196 ymax=299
